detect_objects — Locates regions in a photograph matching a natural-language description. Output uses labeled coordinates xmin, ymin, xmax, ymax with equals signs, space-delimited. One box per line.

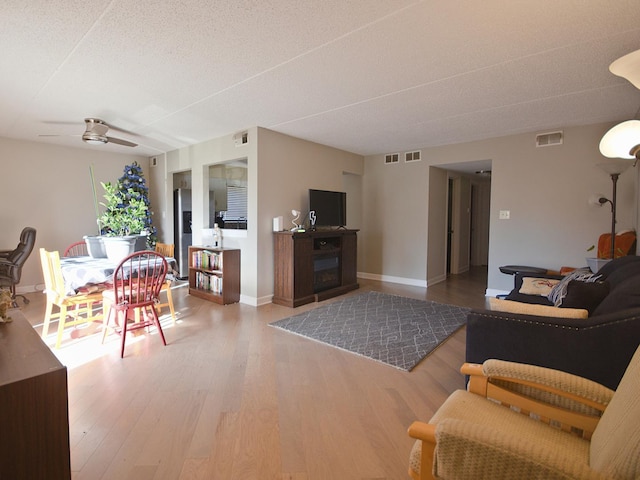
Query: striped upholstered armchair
xmin=407 ymin=344 xmax=640 ymax=479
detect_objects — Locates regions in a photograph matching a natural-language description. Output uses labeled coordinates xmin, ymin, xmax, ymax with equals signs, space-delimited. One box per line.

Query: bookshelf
xmin=188 ymin=246 xmax=240 ymax=304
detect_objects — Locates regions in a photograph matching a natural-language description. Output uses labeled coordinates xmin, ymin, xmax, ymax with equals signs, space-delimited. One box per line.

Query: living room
xmin=2 ymin=1 xmax=640 ymax=478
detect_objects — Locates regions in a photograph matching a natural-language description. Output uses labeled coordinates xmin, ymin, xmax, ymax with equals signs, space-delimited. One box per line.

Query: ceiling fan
xmin=40 ymin=118 xmax=138 ymax=147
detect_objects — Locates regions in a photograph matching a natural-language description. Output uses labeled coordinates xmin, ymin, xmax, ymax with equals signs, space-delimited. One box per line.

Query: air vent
xmin=536 ymin=131 xmax=563 ymax=147
xmin=405 ymin=151 xmax=421 ymax=162
xmin=384 ymin=153 xmax=399 ymax=164
xmin=150 ymin=157 xmax=158 ymax=167
xmin=233 ymin=131 xmax=248 ymax=146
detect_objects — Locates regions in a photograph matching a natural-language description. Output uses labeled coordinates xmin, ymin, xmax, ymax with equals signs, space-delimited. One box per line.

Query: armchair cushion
xmin=589 ymin=345 xmax=640 ymax=478
xmin=428 ymin=391 xmax=595 ymax=480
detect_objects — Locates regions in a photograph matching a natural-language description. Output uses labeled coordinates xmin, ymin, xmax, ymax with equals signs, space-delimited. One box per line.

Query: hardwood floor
xmin=19 ymin=267 xmax=488 ymax=480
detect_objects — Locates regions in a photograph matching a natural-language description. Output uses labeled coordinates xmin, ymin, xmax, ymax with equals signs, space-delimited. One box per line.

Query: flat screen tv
xmin=308 ymin=189 xmax=346 ymax=228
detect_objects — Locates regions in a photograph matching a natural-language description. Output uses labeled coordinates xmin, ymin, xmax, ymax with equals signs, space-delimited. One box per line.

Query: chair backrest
xmin=63 ymin=241 xmax=88 ymax=257
xmin=111 ymin=251 xmax=168 ymax=308
xmin=155 ymin=242 xmax=175 ymax=258
xmin=6 ymin=227 xmax=36 ymax=280
xmin=39 ymin=248 xmax=66 ymax=301
xmin=590 ymin=344 xmax=640 ymax=478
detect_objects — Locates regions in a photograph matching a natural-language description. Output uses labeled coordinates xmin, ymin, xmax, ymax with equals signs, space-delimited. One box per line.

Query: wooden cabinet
xmin=273 ymin=229 xmax=359 ymax=307
xmin=0 ymin=311 xmax=71 ymax=479
xmin=188 ymin=246 xmax=240 ymax=304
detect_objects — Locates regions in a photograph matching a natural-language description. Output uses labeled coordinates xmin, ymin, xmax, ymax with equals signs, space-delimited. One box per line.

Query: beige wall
xmin=362 ymin=122 xmax=638 ymax=294
xmin=158 ymin=127 xmax=363 ymax=305
xmin=0 ymin=136 xmax=148 ymax=292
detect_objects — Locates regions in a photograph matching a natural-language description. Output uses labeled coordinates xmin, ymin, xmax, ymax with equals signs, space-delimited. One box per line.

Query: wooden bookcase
xmin=272 ymin=229 xmax=358 ymax=307
xmin=188 ymin=246 xmax=240 ymax=304
xmin=0 ymin=311 xmax=71 ymax=479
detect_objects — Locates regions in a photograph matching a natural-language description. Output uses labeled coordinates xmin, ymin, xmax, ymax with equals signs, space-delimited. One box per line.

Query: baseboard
xmin=485 ymin=288 xmax=509 ymax=297
xmin=357 ymin=272 xmax=428 ymax=288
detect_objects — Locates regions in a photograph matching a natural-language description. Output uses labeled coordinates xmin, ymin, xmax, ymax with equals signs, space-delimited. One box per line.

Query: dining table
xmin=60 ymin=255 xmax=178 ymax=295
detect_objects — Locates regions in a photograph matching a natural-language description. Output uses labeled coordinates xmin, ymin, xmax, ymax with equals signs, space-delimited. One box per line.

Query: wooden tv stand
xmin=272 ymin=229 xmax=358 ymax=307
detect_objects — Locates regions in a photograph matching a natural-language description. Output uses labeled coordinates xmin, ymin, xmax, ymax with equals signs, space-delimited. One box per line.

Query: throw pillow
xmin=548 ymin=268 xmax=601 ymax=307
xmin=519 ymin=277 xmax=560 ymax=296
xmin=489 ymin=298 xmax=589 ymax=319
xmin=560 ymin=280 xmax=610 ymax=315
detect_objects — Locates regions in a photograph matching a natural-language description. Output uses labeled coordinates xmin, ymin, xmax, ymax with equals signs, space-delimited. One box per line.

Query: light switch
xmin=499 ymin=210 xmax=510 ymax=220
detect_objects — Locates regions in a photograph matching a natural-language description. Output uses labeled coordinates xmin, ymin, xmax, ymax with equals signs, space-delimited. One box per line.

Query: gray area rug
xmin=270 ymin=291 xmax=469 ymax=371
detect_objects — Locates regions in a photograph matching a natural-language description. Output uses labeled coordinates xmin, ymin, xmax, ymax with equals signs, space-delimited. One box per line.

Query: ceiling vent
xmin=405 ymin=151 xmax=421 ymax=162
xmin=536 ymin=130 xmax=563 ymax=147
xmin=384 ymin=153 xmax=399 ymax=164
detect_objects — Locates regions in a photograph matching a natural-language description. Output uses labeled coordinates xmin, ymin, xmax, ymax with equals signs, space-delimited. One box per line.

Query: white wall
xmin=0 ymin=136 xmax=148 ymax=292
xmin=362 ymin=122 xmax=637 ymax=294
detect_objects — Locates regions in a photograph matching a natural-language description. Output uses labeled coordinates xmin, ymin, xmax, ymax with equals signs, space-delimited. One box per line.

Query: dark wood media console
xmin=272 ymin=229 xmax=358 ymax=307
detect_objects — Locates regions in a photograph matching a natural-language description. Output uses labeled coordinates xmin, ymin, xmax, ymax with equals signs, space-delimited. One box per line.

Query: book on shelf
xmin=192 ymin=250 xmax=223 ymax=270
xmin=194 ymin=271 xmax=223 ymax=294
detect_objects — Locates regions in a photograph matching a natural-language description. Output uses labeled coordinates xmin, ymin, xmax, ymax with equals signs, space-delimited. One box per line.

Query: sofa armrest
xmin=465 ymin=307 xmax=640 ymax=390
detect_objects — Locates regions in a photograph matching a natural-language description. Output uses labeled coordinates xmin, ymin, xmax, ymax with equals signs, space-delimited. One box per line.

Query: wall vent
xmin=384 ymin=153 xmax=399 ymax=164
xmin=233 ymin=131 xmax=248 ymax=146
xmin=150 ymin=157 xmax=158 ymax=167
xmin=405 ymin=150 xmax=421 ymax=162
xmin=536 ymin=130 xmax=563 ymax=147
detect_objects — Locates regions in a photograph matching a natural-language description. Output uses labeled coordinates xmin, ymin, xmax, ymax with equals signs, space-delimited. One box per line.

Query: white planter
xmin=84 ymin=235 xmax=107 ymax=258
xmin=586 ymin=257 xmax=611 ymax=273
xmin=103 ymin=236 xmax=138 ymax=264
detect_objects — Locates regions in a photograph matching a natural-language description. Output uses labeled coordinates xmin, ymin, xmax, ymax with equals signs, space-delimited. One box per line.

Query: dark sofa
xmin=466 ymin=255 xmax=640 ymax=390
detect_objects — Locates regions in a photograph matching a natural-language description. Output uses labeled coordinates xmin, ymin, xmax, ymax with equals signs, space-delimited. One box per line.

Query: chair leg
xmin=166 ymin=283 xmax=176 ymax=325
xmin=151 ymin=306 xmax=167 ymax=347
xmin=101 ymin=302 xmax=114 ymax=344
xmin=55 ymin=305 xmax=68 ymax=349
xmin=120 ymin=309 xmax=128 ymax=358
xmin=41 ymin=300 xmax=54 ymax=339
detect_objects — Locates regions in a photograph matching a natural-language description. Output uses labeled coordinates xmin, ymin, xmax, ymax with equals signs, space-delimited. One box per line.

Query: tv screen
xmin=309 ymin=189 xmax=346 ymax=228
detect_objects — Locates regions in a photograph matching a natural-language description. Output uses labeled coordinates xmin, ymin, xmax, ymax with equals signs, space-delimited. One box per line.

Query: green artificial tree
xmin=100 ymin=161 xmax=157 ymax=246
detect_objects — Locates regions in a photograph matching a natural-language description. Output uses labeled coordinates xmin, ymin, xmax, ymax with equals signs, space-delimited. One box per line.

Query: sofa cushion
xmin=596 ymin=255 xmax=640 ymax=280
xmin=548 ymin=268 xmax=600 ymax=307
xmin=592 ymin=274 xmax=640 ymax=316
xmin=600 ymin=261 xmax=640 ymax=290
xmin=518 ymin=277 xmax=560 ymax=296
xmin=489 ymin=298 xmax=588 ymax=319
xmin=560 ymin=280 xmax=610 ymax=315
xmin=505 ymin=272 xmax=561 ymax=305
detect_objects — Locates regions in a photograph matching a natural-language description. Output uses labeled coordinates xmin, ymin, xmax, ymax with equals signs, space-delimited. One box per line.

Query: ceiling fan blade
xmin=107 ymin=136 xmax=137 ymax=147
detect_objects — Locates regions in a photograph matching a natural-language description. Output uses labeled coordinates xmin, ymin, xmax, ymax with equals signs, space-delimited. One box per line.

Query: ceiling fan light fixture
xmin=82 ymin=133 xmax=108 ymax=144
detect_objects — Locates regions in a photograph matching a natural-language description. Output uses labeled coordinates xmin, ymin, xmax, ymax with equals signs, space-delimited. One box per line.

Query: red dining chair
xmin=101 ymin=251 xmax=168 ymax=358
xmin=63 ymin=241 xmax=88 ymax=257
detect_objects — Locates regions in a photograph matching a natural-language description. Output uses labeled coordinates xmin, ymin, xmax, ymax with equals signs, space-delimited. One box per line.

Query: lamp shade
xmin=599 ymin=120 xmax=640 ymax=159
xmin=609 ymin=48 xmax=640 ymax=89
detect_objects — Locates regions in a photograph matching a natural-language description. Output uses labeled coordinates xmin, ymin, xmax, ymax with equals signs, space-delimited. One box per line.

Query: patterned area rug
xmin=270 ymin=291 xmax=469 ymax=371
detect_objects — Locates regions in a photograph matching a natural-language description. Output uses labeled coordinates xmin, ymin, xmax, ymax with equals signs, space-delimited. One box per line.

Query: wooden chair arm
xmin=459 ymin=361 xmax=607 ymax=438
xmin=408 ymin=421 xmax=436 ymax=441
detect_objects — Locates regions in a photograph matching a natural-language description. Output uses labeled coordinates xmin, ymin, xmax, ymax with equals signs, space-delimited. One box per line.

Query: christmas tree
xmin=115 ymin=161 xmax=157 ymax=245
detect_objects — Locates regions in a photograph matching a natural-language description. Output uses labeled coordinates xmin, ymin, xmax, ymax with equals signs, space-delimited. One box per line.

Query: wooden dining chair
xmin=101 ymin=251 xmax=168 ymax=358
xmin=63 ymin=241 xmax=88 ymax=257
xmin=39 ymin=248 xmax=103 ymax=348
xmin=154 ymin=242 xmax=176 ymax=323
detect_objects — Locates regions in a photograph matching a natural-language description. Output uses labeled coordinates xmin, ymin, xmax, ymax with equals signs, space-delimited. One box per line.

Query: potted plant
xmin=99 ymin=181 xmax=149 ymax=262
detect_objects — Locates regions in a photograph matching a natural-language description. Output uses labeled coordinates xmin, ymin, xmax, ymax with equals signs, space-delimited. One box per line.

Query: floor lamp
xmin=595 ymin=163 xmax=631 ymax=258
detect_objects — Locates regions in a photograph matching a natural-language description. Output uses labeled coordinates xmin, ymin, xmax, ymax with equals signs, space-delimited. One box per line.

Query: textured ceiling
xmin=2 ymin=0 xmax=640 ymax=157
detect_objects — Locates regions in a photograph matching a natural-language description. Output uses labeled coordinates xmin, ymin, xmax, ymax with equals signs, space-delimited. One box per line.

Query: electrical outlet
xmin=499 ymin=210 xmax=510 ymax=220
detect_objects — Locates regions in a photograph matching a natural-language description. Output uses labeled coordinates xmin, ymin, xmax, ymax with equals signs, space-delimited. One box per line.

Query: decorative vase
xmin=103 ymin=236 xmax=138 ymax=263
xmin=84 ymin=235 xmax=107 ymax=258
xmin=133 ymin=234 xmax=148 ymax=252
